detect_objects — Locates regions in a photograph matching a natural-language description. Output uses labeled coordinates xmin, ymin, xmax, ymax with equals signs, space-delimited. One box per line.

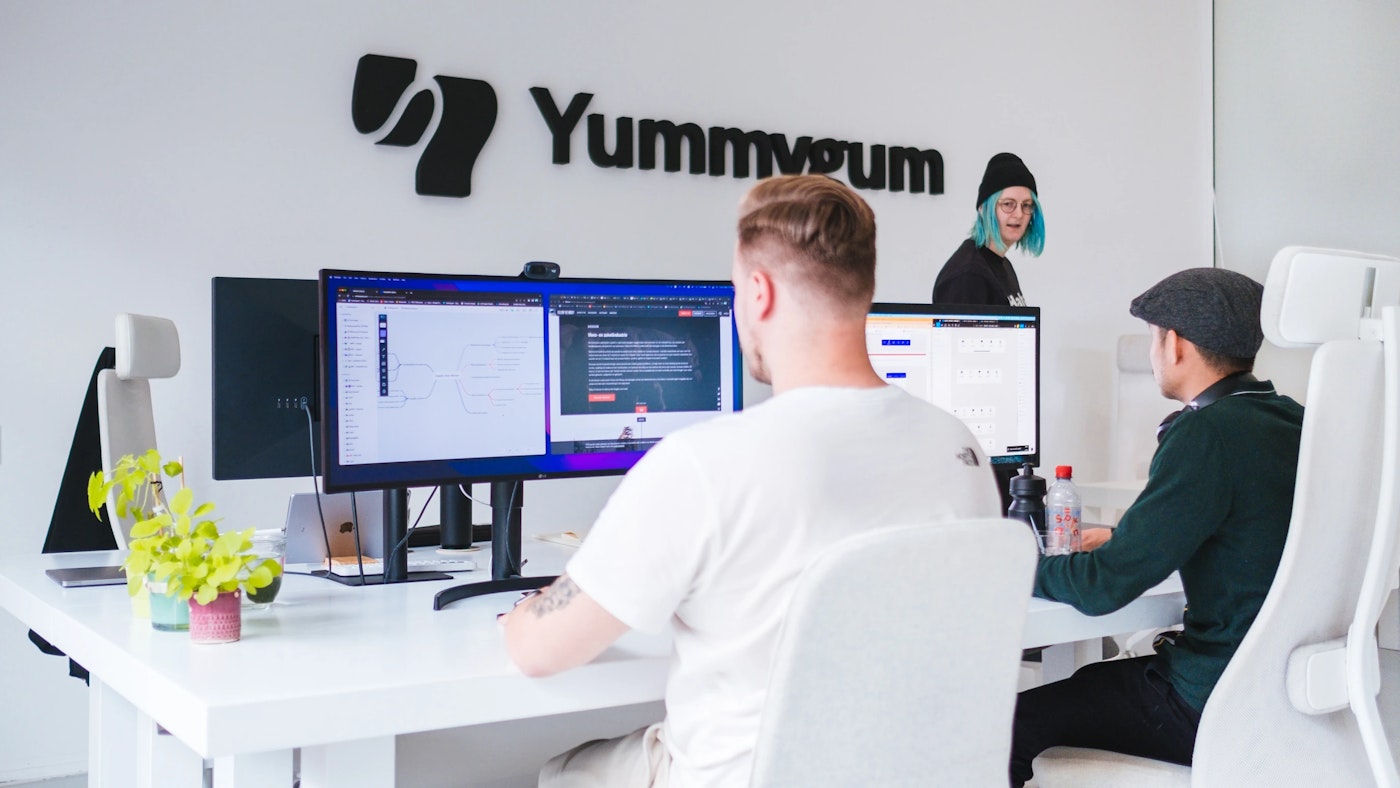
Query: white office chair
xmin=749 ymin=518 xmax=1037 ymax=787
xmin=1034 ymin=247 xmax=1400 ymax=787
xmin=1075 ymin=334 xmax=1162 ymax=525
xmin=97 ymin=313 xmax=181 ymax=549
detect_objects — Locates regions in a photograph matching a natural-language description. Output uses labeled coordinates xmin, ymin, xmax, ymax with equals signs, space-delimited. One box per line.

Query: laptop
xmin=285 ymin=490 xmax=383 ymax=563
xmin=45 ymin=565 xmax=128 ymax=588
xmin=283 ymin=491 xmax=476 ymax=573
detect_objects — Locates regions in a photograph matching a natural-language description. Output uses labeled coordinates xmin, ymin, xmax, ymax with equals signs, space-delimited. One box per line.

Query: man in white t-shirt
xmin=502 ymin=174 xmax=1002 ymax=787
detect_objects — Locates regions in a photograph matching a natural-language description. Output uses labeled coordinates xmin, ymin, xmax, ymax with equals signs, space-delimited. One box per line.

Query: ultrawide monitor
xmin=319 ymin=270 xmax=743 ymax=492
xmin=865 ymin=303 xmax=1040 ymax=468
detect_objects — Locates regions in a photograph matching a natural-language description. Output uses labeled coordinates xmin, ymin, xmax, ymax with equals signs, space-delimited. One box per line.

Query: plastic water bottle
xmin=1006 ymin=464 xmax=1048 ymax=554
xmin=1045 ymin=465 xmax=1082 ymax=555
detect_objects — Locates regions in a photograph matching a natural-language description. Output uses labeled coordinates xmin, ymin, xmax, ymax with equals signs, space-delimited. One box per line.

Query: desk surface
xmin=0 ymin=545 xmax=1185 ymax=770
xmin=0 ymin=547 xmax=669 ymax=760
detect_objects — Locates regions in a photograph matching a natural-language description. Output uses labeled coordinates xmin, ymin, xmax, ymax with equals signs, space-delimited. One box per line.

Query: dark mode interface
xmin=550 ymin=293 xmax=730 ymax=453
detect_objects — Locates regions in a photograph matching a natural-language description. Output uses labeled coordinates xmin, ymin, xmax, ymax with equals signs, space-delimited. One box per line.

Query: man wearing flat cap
xmin=1008 ymin=268 xmax=1305 ymax=787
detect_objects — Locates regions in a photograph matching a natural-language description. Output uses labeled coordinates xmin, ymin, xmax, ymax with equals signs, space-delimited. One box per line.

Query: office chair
xmin=1073 ymin=334 xmax=1163 ymax=525
xmin=749 ymin=518 xmax=1037 ymax=787
xmin=1034 ymin=247 xmax=1400 ymax=787
xmin=97 ymin=313 xmax=181 ymax=548
xmin=29 ymin=347 xmax=120 ymax=684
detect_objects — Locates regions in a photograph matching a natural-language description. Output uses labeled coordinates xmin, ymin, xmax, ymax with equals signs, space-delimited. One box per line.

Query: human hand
xmin=1080 ymin=527 xmax=1113 ymax=551
xmin=497 ymin=589 xmax=542 ymax=626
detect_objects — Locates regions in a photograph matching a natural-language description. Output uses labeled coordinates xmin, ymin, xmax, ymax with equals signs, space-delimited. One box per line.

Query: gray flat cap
xmin=1129 ymin=268 xmax=1265 ymax=358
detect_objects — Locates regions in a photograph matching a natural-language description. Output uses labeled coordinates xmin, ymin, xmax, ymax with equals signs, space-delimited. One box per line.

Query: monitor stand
xmin=439 ymin=482 xmax=475 ymax=550
xmin=432 ymin=480 xmax=558 ymax=610
xmin=314 ymin=487 xmax=451 ymax=586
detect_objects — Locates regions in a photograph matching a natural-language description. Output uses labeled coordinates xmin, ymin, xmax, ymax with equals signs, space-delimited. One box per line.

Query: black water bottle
xmin=1007 ymin=463 xmax=1048 ymax=553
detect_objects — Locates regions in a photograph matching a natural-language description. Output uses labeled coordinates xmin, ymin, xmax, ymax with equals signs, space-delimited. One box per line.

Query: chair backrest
xmin=1193 ymin=248 xmax=1400 ymax=786
xmin=749 ymin=518 xmax=1037 ymax=788
xmin=96 ymin=314 xmax=180 ymax=549
xmin=1107 ymin=333 xmax=1167 ymax=481
xmin=44 ymin=347 xmax=120 ymax=553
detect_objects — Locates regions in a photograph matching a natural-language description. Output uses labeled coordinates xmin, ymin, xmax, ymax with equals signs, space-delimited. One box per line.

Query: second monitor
xmin=865 ymin=303 xmax=1040 ymax=470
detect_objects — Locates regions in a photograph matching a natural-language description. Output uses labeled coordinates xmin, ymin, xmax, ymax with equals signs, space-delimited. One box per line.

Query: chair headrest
xmin=115 ymin=314 xmax=180 ymax=380
xmin=1261 ymin=246 xmax=1400 ymax=348
xmin=1116 ymin=334 xmax=1154 ymax=374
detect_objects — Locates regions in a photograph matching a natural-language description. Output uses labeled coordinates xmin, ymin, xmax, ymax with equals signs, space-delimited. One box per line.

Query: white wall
xmin=0 ymin=2 xmax=1211 ymax=781
xmin=1214 ymin=0 xmax=1400 ymax=401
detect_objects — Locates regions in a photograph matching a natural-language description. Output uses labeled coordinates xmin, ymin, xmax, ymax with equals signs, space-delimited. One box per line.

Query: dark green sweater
xmin=1034 ymin=388 xmax=1304 ymax=711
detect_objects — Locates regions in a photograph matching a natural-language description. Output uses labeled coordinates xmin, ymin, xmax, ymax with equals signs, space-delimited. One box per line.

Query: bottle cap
xmin=1009 ymin=464 xmax=1046 ymax=496
xmin=1055 ymin=465 xmax=1073 ymax=479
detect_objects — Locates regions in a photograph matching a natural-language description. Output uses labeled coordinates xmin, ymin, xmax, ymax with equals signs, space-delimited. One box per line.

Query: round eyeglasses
xmin=996 ymin=199 xmax=1036 ymax=216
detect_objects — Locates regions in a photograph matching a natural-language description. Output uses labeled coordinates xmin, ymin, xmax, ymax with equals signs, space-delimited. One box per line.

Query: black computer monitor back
xmin=211 ymin=277 xmax=321 ymax=480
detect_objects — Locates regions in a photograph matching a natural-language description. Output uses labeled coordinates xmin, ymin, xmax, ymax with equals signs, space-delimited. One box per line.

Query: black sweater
xmin=932 ymin=238 xmax=1026 ymax=306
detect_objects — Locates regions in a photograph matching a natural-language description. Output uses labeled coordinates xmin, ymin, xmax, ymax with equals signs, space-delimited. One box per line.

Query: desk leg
xmin=88 ymin=677 xmax=204 ymax=788
xmin=89 ymin=678 xmax=137 ymax=788
xmin=136 ymin=714 xmax=204 ymax=788
xmin=299 ymin=736 xmax=395 ymax=788
xmin=1041 ymin=638 xmax=1105 ymax=684
xmin=212 ymin=749 xmax=294 ymax=788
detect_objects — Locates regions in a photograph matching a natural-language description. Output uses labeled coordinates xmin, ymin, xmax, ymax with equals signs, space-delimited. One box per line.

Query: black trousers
xmin=1009 ymin=656 xmax=1202 ymax=787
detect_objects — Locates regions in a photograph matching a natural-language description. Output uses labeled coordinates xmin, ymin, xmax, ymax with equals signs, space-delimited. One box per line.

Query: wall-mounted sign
xmin=530 ymin=88 xmax=943 ymax=196
xmin=352 ymin=54 xmax=497 ymax=198
xmin=352 ymin=54 xmax=943 ymax=200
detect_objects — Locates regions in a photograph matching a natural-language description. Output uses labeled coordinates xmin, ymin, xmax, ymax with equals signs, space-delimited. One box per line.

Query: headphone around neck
xmin=1155 ymin=372 xmax=1275 ymax=443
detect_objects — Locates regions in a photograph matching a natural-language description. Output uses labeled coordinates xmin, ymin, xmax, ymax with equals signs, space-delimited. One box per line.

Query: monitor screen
xmin=319 ymin=270 xmax=743 ymax=492
xmin=211 ymin=277 xmax=321 ymax=480
xmin=865 ymin=303 xmax=1040 ymax=467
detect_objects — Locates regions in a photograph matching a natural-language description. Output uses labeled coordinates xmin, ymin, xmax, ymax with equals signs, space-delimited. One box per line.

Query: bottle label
xmin=1046 ymin=506 xmax=1081 ymax=555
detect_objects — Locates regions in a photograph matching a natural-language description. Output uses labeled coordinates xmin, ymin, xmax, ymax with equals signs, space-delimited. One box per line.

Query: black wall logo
xmin=352 ymin=54 xmax=943 ymax=199
xmin=530 ymin=88 xmax=944 ymax=196
xmin=351 ymin=54 xmax=497 ymax=198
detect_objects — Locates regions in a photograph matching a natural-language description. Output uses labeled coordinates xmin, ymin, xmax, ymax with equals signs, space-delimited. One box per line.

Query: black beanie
xmin=977 ymin=153 xmax=1037 ymax=208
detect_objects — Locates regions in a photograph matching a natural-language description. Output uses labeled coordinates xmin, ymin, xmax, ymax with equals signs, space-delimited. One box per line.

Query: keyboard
xmin=291 ymin=553 xmax=478 ymax=577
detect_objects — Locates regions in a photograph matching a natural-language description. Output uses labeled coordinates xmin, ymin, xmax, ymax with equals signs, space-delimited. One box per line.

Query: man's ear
xmin=1163 ymin=328 xmax=1185 ymax=366
xmin=750 ymin=267 xmax=775 ymax=321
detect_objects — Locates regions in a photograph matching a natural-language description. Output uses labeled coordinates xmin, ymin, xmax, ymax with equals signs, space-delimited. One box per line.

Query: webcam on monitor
xmin=521 ymin=261 xmax=561 ymax=280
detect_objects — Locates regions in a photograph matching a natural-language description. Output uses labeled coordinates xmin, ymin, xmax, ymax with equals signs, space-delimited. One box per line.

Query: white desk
xmin=0 ymin=547 xmax=1184 ymax=787
xmin=1028 ymin=575 xmax=1185 ymax=681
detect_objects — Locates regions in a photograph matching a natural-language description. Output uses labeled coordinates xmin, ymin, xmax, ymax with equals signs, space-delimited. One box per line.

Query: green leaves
xmin=194 ymin=584 xmax=219 ymax=606
xmin=245 ymin=559 xmax=278 ymax=591
xmin=97 ymin=448 xmax=281 ymax=606
xmin=129 ymin=518 xmax=165 ymax=540
xmin=86 ymin=472 xmax=107 ymax=514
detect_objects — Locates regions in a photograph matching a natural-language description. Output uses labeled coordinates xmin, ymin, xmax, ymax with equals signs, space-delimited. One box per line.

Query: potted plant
xmin=87 ymin=449 xmax=282 ymax=642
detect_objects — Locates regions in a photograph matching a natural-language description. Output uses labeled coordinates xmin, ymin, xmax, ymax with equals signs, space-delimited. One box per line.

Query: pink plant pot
xmin=188 ymin=590 xmax=242 ymax=644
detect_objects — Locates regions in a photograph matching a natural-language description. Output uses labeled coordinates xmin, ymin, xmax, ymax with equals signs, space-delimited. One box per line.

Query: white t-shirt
xmin=566 ymin=385 xmax=1002 ymax=788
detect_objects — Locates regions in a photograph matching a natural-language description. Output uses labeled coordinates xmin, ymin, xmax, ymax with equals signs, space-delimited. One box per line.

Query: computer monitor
xmin=865 ymin=303 xmax=1040 ymax=468
xmin=211 ymin=277 xmax=321 ymax=481
xmin=318 ymin=269 xmax=743 ymax=595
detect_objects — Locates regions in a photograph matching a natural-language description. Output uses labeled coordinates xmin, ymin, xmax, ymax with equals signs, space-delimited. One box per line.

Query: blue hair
xmin=970 ymin=190 xmax=1045 ymax=256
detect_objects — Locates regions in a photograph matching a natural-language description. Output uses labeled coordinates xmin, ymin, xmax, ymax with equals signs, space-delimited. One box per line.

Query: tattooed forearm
xmin=530 ymin=576 xmax=579 ymax=618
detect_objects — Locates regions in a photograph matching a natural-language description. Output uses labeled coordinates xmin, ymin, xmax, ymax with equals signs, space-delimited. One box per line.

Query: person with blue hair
xmin=932 ymin=152 xmax=1045 ymax=306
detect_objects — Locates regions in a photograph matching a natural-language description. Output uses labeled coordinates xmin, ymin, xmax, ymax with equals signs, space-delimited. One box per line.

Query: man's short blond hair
xmin=736 ymin=175 xmax=877 ymax=308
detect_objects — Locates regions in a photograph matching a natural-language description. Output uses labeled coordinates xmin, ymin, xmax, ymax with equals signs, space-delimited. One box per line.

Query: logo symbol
xmin=956 ymin=447 xmax=980 ymax=467
xmin=351 ymin=54 xmax=497 ymax=198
